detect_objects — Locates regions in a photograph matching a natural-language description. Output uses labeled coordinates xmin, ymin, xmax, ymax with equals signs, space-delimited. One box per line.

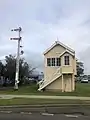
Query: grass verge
xmin=0 ymin=83 xmax=90 ymax=97
xmin=0 ymin=98 xmax=90 ymax=106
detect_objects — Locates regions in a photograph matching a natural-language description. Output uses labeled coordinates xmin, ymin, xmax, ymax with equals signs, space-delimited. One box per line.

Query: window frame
xmin=64 ymin=55 xmax=70 ymax=65
xmin=51 ymin=58 xmax=55 ymax=66
xmin=47 ymin=58 xmax=51 ymax=66
xmin=47 ymin=57 xmax=61 ymax=67
xmin=56 ymin=58 xmax=61 ymax=66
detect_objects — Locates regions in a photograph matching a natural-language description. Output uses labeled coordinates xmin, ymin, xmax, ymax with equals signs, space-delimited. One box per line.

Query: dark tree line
xmin=0 ymin=54 xmax=35 ymax=86
xmin=76 ymin=61 xmax=84 ymax=81
xmin=76 ymin=61 xmax=84 ymax=77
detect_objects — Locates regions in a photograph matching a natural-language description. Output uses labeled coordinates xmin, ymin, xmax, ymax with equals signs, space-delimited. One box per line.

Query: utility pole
xmin=10 ymin=27 xmax=22 ymax=90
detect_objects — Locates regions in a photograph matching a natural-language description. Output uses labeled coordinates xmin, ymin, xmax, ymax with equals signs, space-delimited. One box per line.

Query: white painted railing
xmin=38 ymin=67 xmax=62 ymax=91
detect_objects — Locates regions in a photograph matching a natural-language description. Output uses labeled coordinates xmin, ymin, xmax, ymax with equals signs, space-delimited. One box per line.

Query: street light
xmin=10 ymin=27 xmax=22 ymax=90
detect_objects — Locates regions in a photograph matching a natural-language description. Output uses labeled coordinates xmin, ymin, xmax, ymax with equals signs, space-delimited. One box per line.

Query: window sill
xmin=45 ymin=66 xmax=61 ymax=68
xmin=62 ymin=65 xmax=72 ymax=67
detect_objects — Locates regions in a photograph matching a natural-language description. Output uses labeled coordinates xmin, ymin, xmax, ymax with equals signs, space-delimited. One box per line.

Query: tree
xmin=19 ymin=58 xmax=30 ymax=84
xmin=4 ymin=55 xmax=16 ymax=80
xmin=0 ymin=61 xmax=4 ymax=76
xmin=76 ymin=61 xmax=84 ymax=77
xmin=3 ymin=54 xmax=35 ymax=85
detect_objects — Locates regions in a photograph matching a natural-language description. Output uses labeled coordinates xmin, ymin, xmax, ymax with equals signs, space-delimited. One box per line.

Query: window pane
xmin=47 ymin=58 xmax=51 ymax=66
xmin=64 ymin=56 xmax=69 ymax=65
xmin=52 ymin=58 xmax=55 ymax=66
xmin=56 ymin=58 xmax=61 ymax=66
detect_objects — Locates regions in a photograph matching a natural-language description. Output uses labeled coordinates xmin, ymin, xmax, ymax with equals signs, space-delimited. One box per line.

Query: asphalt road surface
xmin=0 ymin=113 xmax=90 ymax=120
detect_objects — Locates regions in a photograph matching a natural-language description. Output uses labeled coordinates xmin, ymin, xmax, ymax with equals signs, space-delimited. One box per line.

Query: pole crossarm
xmin=10 ymin=37 xmax=22 ymax=40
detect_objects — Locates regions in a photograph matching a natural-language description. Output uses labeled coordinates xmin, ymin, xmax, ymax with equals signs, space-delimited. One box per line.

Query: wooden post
xmin=72 ymin=74 xmax=75 ymax=91
xmin=62 ymin=74 xmax=64 ymax=92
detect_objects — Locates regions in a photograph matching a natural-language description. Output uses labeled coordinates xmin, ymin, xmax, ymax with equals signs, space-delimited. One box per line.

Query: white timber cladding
xmin=45 ymin=53 xmax=73 ymax=67
xmin=59 ymin=50 xmax=75 ymax=57
xmin=43 ymin=41 xmax=75 ymax=55
xmin=41 ymin=40 xmax=76 ymax=92
xmin=61 ymin=53 xmax=73 ymax=66
xmin=45 ymin=49 xmax=75 ymax=67
xmin=46 ymin=76 xmax=62 ymax=90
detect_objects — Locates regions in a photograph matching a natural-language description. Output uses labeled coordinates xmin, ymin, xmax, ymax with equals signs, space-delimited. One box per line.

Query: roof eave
xmin=43 ymin=41 xmax=75 ymax=55
xmin=59 ymin=50 xmax=75 ymax=57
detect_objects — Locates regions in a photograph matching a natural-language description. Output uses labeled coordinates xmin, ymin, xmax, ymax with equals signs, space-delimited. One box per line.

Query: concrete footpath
xmin=0 ymin=94 xmax=90 ymax=100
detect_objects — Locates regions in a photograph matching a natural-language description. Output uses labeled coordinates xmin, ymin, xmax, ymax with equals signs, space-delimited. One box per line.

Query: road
xmin=0 ymin=113 xmax=89 ymax=120
xmin=1 ymin=94 xmax=90 ymax=100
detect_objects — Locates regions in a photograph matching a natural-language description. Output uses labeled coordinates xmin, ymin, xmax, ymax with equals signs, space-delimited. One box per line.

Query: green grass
xmin=0 ymin=98 xmax=89 ymax=106
xmin=0 ymin=83 xmax=90 ymax=97
xmin=0 ymin=83 xmax=90 ymax=106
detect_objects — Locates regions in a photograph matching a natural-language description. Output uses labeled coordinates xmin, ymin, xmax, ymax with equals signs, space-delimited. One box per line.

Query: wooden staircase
xmin=38 ymin=68 xmax=62 ymax=91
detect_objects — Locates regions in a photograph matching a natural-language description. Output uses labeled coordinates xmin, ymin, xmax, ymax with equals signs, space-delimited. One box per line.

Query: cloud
xmin=79 ymin=47 xmax=90 ymax=74
xmin=0 ymin=0 xmax=90 ymax=73
xmin=24 ymin=50 xmax=44 ymax=72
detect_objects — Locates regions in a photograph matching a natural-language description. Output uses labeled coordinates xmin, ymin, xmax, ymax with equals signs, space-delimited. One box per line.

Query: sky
xmin=0 ymin=0 xmax=90 ymax=74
